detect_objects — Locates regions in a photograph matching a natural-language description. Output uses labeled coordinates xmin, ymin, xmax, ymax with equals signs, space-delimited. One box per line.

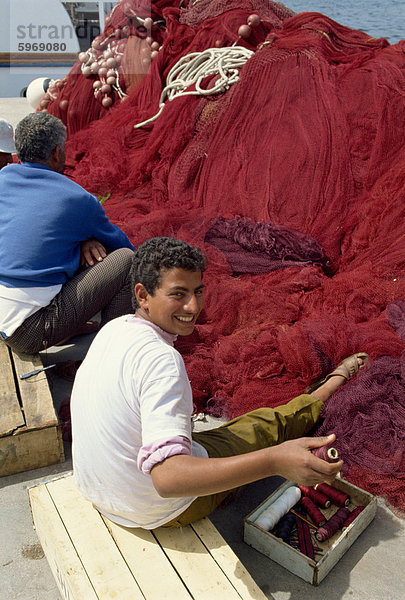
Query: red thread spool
xmin=301 ymin=497 xmax=326 ymax=527
xmin=298 ymin=485 xmax=331 ymax=509
xmin=342 ymin=506 xmax=365 ymax=529
xmin=315 ymin=483 xmax=350 ymax=507
xmin=312 ymin=445 xmax=339 ymax=463
xmin=315 ymin=507 xmax=350 ymax=542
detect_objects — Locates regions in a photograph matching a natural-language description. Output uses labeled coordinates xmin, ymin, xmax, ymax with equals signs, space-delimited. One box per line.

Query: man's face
xmin=0 ymin=152 xmax=12 ymax=170
xmin=138 ymin=267 xmax=204 ymax=336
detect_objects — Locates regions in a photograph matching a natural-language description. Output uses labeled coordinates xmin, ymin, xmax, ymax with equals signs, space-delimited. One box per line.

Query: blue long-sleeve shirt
xmin=0 ymin=162 xmax=134 ymax=288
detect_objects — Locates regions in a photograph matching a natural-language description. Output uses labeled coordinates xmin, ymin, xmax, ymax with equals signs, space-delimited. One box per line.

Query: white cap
xmin=0 ymin=119 xmax=16 ymax=154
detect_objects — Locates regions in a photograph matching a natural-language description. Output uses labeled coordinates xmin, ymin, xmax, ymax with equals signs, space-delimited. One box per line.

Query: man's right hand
xmin=80 ymin=238 xmax=107 ymax=266
xmin=269 ymin=434 xmax=343 ymax=487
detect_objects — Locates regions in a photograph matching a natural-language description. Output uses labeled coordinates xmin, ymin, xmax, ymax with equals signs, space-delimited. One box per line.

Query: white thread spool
xmin=255 ymin=486 xmax=301 ymax=531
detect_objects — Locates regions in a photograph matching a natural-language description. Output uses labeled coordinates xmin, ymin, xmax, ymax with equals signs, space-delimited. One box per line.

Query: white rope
xmin=134 ymin=45 xmax=254 ymax=128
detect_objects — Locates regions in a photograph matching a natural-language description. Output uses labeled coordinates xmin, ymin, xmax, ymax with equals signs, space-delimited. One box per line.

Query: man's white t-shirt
xmin=71 ymin=315 xmax=208 ymax=529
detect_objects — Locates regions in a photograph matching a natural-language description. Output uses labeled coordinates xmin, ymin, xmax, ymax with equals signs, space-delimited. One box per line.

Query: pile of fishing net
xmin=45 ymin=1 xmax=405 ymax=511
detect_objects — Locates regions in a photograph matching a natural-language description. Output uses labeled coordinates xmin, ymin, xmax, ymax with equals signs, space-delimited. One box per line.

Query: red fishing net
xmin=44 ymin=1 xmax=405 ymax=510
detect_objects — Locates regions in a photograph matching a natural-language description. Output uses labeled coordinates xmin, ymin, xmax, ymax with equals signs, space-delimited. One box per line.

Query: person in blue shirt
xmin=0 ymin=112 xmax=135 ymax=354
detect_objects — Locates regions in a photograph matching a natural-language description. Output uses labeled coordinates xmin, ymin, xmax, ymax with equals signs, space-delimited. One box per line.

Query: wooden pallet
xmin=29 ymin=474 xmax=267 ymax=600
xmin=0 ymin=344 xmax=64 ymax=476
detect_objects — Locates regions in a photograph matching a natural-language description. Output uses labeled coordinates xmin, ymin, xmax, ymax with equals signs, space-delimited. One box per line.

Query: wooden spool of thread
xmin=301 ymin=496 xmax=326 ymax=527
xmin=342 ymin=506 xmax=365 ymax=529
xmin=315 ymin=507 xmax=351 ymax=542
xmin=314 ymin=483 xmax=350 ymax=507
xmin=312 ymin=445 xmax=340 ymax=463
xmin=255 ymin=486 xmax=301 ymax=531
xmin=298 ymin=485 xmax=331 ymax=509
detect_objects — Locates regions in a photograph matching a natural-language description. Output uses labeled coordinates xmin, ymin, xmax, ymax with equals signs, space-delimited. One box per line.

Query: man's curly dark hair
xmin=130 ymin=237 xmax=206 ymax=309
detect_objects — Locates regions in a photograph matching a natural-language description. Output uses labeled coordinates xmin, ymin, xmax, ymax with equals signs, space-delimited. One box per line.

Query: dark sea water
xmin=285 ymin=0 xmax=404 ymax=44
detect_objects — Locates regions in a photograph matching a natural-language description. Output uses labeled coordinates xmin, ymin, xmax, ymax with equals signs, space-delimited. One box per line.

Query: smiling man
xmin=71 ymin=237 xmax=365 ymax=530
xmin=135 ymin=266 xmax=204 ymax=336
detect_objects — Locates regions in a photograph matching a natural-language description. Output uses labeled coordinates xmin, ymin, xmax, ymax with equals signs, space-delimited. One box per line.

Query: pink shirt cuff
xmin=137 ymin=436 xmax=191 ymax=475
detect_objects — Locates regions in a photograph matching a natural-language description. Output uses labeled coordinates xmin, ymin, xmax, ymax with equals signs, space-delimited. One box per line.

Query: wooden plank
xmin=0 ymin=344 xmax=24 ymax=435
xmin=12 ymin=351 xmax=58 ymax=429
xmin=29 ymin=483 xmax=99 ymax=600
xmin=31 ymin=475 xmax=266 ymax=600
xmin=47 ymin=476 xmax=145 ymax=600
xmin=104 ymin=518 xmax=192 ymax=600
xmin=0 ymin=426 xmax=64 ymax=477
xmin=192 ymin=518 xmax=267 ymax=600
xmin=154 ymin=523 xmax=243 ymax=599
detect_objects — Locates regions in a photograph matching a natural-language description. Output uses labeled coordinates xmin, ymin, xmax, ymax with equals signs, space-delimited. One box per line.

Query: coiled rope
xmin=134 ymin=45 xmax=254 ymax=128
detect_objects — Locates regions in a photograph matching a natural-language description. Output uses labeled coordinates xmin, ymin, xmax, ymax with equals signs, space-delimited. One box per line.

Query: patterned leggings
xmin=4 ymin=247 xmax=134 ymax=354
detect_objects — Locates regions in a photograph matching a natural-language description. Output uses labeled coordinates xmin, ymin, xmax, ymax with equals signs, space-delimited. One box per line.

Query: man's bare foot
xmin=308 ymin=353 xmax=368 ymax=403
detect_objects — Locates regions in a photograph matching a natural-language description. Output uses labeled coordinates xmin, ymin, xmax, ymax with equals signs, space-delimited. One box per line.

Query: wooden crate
xmin=28 ymin=474 xmax=267 ymax=600
xmin=0 ymin=344 xmax=64 ymax=476
xmin=244 ymin=479 xmax=377 ymax=586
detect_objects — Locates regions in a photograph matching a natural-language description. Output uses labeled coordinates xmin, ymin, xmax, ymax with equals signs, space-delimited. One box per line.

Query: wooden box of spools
xmin=243 ymin=478 xmax=377 ymax=586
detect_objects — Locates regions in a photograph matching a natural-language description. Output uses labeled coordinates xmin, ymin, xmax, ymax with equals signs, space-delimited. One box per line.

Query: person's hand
xmin=269 ymin=434 xmax=343 ymax=487
xmin=80 ymin=239 xmax=107 ymax=267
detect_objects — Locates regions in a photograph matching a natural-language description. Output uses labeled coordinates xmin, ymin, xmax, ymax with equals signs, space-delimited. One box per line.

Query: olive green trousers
xmin=163 ymin=394 xmax=323 ymax=527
